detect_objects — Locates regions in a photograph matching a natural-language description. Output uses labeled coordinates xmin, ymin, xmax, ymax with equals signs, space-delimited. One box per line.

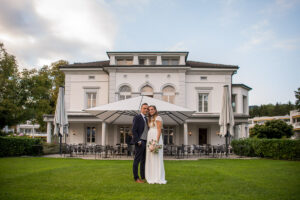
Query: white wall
xmin=114 ymin=70 xmax=183 ymax=105
xmin=232 ymin=87 xmax=249 ymax=115
xmin=67 ymin=123 xmax=102 ymax=144
xmin=64 ymin=70 xmax=109 ymax=112
xmin=185 ymin=73 xmax=232 ymax=112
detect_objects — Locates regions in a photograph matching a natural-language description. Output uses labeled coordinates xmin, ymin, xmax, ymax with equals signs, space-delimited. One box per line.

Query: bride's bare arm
xmin=156 ymin=120 xmax=162 ymax=141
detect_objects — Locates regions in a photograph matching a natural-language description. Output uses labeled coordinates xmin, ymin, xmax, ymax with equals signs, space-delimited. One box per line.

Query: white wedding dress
xmin=145 ymin=116 xmax=167 ymax=184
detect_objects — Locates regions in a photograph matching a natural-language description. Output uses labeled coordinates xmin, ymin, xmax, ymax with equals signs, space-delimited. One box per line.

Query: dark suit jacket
xmin=131 ymin=114 xmax=147 ymax=144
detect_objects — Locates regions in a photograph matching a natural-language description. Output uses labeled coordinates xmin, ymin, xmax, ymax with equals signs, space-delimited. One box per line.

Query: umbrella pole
xmin=59 ymin=133 xmax=62 ymax=155
xmin=225 ymin=123 xmax=230 ymax=157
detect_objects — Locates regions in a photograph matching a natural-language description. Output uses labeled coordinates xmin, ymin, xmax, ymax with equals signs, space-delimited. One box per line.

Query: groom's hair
xmin=140 ymin=103 xmax=148 ymax=111
xmin=142 ymin=103 xmax=148 ymax=106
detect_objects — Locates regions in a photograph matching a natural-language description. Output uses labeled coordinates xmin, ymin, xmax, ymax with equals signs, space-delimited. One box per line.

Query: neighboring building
xmin=17 ymin=121 xmax=47 ymax=139
xmin=44 ymin=51 xmax=251 ymax=146
xmin=2 ymin=126 xmax=15 ymax=134
xmin=248 ymin=115 xmax=291 ymax=129
xmin=290 ymin=110 xmax=300 ymax=139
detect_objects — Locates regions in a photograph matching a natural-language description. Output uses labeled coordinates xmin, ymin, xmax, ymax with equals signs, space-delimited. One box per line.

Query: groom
xmin=132 ymin=103 xmax=149 ymax=183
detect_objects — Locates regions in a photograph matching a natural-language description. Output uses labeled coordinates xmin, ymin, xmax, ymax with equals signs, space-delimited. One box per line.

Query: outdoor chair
xmin=175 ymin=145 xmax=184 ymax=159
xmin=94 ymin=145 xmax=103 ymax=159
xmin=112 ymin=145 xmax=122 ymax=158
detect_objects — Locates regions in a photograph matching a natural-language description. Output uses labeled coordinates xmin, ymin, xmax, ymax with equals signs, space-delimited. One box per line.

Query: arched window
xmin=162 ymin=86 xmax=175 ymax=103
xmin=141 ymin=85 xmax=153 ymax=98
xmin=119 ymin=85 xmax=131 ymax=100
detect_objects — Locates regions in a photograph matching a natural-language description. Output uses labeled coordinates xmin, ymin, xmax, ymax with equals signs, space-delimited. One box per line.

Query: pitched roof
xmin=186 ymin=61 xmax=239 ymax=69
xmin=60 ymin=60 xmax=109 ymax=68
xmin=59 ymin=60 xmax=238 ymax=69
xmin=232 ymin=83 xmax=252 ymax=90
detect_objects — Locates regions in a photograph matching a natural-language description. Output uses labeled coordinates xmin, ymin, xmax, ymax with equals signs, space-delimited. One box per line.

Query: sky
xmin=0 ymin=0 xmax=299 ymax=106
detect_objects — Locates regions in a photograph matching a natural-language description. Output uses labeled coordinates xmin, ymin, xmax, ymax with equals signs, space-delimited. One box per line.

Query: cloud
xmin=0 ymin=0 xmax=117 ymax=69
xmin=238 ymin=19 xmax=275 ymax=51
xmin=218 ymin=0 xmax=240 ymax=27
xmin=238 ymin=17 xmax=300 ymax=52
xmin=272 ymin=38 xmax=300 ymax=50
xmin=166 ymin=41 xmax=188 ymax=51
xmin=260 ymin=0 xmax=300 ymax=15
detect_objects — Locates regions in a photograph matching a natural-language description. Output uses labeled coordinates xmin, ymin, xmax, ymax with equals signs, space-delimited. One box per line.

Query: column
xmin=183 ymin=122 xmax=188 ymax=145
xmin=110 ymin=55 xmax=116 ymax=65
xmin=108 ymin=69 xmax=116 ymax=103
xmin=179 ymin=55 xmax=185 ymax=65
xmin=102 ymin=122 xmax=106 ymax=146
xmin=156 ymin=55 xmax=162 ymax=65
xmin=133 ymin=55 xmax=138 ymax=65
xmin=178 ymin=70 xmax=186 ymax=107
xmin=47 ymin=122 xmax=52 ymax=143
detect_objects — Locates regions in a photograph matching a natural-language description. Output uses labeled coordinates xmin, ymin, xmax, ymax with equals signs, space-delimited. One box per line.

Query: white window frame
xmin=198 ymin=93 xmax=209 ymax=113
xmin=119 ymin=85 xmax=132 ymax=100
xmin=162 ymin=86 xmax=176 ymax=104
xmin=195 ymin=87 xmax=212 ymax=113
xmin=163 ymin=126 xmax=175 ymax=145
xmin=86 ymin=126 xmax=96 ymax=144
xmin=83 ymin=87 xmax=99 ymax=109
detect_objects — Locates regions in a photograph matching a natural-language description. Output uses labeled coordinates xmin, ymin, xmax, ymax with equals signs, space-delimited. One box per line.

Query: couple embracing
xmin=132 ymin=103 xmax=167 ymax=184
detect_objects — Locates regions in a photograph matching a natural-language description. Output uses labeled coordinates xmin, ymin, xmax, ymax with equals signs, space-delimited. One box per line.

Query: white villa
xmin=44 ymin=51 xmax=251 ymax=146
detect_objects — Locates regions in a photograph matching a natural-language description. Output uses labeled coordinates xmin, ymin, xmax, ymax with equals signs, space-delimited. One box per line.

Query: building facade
xmin=290 ymin=110 xmax=300 ymax=139
xmin=44 ymin=51 xmax=251 ymax=146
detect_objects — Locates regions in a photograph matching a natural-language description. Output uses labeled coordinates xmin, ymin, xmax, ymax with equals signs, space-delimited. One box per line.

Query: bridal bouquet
xmin=147 ymin=139 xmax=162 ymax=153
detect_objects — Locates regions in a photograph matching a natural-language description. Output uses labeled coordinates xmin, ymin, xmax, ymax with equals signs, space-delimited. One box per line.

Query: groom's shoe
xmin=135 ymin=179 xmax=144 ymax=183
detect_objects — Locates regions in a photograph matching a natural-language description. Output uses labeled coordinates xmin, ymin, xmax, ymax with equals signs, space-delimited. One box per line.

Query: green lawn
xmin=0 ymin=158 xmax=299 ymax=200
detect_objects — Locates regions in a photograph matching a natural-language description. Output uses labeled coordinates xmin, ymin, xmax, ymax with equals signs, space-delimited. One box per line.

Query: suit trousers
xmin=133 ymin=140 xmax=146 ymax=180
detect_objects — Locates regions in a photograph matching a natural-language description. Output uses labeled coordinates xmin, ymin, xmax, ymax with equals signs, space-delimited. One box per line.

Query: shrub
xmin=231 ymin=138 xmax=300 ymax=160
xmin=250 ymin=120 xmax=294 ymax=138
xmin=0 ymin=136 xmax=42 ymax=157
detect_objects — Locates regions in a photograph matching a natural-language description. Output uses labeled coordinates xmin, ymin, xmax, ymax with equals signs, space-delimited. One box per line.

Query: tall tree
xmin=0 ymin=43 xmax=26 ymax=129
xmin=49 ymin=60 xmax=67 ymax=114
xmin=295 ymin=87 xmax=300 ymax=111
xmin=19 ymin=60 xmax=67 ymax=132
xmin=249 ymin=102 xmax=295 ymax=118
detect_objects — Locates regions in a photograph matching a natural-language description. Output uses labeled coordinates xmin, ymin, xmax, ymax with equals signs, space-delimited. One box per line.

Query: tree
xmin=49 ymin=60 xmax=67 ymax=114
xmin=295 ymin=87 xmax=300 ymax=111
xmin=19 ymin=60 xmax=67 ymax=132
xmin=249 ymin=102 xmax=295 ymax=118
xmin=0 ymin=43 xmax=26 ymax=129
xmin=250 ymin=119 xmax=294 ymax=139
xmin=0 ymin=42 xmax=68 ymax=132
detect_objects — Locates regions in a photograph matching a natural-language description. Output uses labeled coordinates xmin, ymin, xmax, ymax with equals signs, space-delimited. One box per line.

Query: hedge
xmin=0 ymin=136 xmax=43 ymax=157
xmin=231 ymin=138 xmax=300 ymax=160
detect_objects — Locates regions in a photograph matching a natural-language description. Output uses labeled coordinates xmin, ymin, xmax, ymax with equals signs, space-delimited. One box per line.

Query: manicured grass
xmin=0 ymin=158 xmax=299 ymax=200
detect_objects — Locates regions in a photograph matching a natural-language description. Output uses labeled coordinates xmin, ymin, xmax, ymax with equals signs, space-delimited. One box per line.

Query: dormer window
xmin=139 ymin=59 xmax=145 ymax=65
xmin=116 ymin=57 xmax=133 ymax=65
xmin=162 ymin=57 xmax=179 ymax=65
xmin=149 ymin=58 xmax=156 ymax=65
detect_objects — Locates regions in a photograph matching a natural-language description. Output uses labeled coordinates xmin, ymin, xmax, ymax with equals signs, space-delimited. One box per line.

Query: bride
xmin=145 ymin=105 xmax=167 ymax=184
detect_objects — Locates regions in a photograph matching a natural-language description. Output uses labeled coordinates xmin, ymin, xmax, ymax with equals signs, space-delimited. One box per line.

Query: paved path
xmin=41 ymin=154 xmax=259 ymax=160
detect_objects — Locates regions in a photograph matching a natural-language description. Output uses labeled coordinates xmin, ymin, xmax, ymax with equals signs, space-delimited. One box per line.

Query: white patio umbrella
xmin=85 ymin=96 xmax=194 ymax=125
xmin=219 ymin=85 xmax=235 ymax=156
xmin=53 ymin=86 xmax=68 ymax=154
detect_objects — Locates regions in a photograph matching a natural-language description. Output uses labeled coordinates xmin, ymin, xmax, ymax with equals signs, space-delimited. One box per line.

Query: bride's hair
xmin=148 ymin=105 xmax=158 ymax=127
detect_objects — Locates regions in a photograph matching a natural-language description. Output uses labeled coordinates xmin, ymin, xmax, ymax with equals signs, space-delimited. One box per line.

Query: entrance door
xmin=199 ymin=128 xmax=207 ymax=145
